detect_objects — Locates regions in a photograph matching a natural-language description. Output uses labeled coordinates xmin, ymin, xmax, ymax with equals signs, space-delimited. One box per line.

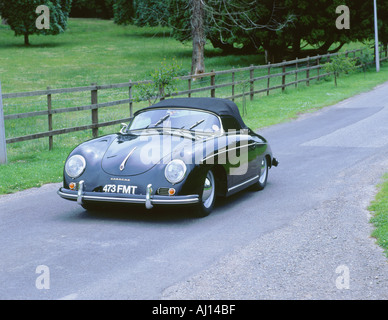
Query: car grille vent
xmin=157 ymin=188 xmax=170 ymax=196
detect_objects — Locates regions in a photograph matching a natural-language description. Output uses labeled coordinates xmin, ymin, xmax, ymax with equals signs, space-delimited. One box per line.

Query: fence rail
xmin=1 ymin=45 xmax=387 ymax=164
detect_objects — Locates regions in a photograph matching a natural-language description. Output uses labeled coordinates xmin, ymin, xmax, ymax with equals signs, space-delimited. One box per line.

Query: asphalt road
xmin=1 ymin=82 xmax=388 ymax=300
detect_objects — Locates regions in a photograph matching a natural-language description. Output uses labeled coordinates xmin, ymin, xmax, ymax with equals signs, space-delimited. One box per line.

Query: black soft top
xmin=137 ymin=97 xmax=247 ymax=129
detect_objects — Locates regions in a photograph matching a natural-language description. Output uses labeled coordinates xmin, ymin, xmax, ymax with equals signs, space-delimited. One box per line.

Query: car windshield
xmin=128 ymin=108 xmax=221 ymax=133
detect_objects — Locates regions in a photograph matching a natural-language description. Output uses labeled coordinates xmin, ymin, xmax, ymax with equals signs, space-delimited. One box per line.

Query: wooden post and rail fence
xmin=0 ymin=45 xmax=387 ymax=164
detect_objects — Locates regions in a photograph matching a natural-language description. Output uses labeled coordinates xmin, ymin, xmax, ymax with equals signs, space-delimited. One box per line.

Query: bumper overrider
xmin=57 ymin=181 xmax=199 ymax=210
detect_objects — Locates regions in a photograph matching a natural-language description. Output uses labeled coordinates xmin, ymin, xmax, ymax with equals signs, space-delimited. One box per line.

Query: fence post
xmin=91 ymin=83 xmax=98 ymax=138
xmin=380 ymin=44 xmax=383 ymax=62
xmin=317 ymin=55 xmax=321 ymax=81
xmin=128 ymin=80 xmax=133 ymax=117
xmin=249 ymin=64 xmax=254 ymax=100
xmin=231 ymin=68 xmax=235 ymax=101
xmin=295 ymin=58 xmax=298 ymax=88
xmin=0 ymin=81 xmax=7 ymax=164
xmin=306 ymin=56 xmax=310 ymax=86
xmin=188 ymin=75 xmax=192 ymax=98
xmin=267 ymin=62 xmax=271 ymax=96
xmin=282 ymin=60 xmax=286 ymax=92
xmin=47 ymin=86 xmax=53 ymax=150
xmin=210 ymin=70 xmax=215 ymax=98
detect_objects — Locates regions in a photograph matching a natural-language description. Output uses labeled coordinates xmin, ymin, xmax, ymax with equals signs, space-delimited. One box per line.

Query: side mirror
xmin=120 ymin=123 xmax=128 ymax=134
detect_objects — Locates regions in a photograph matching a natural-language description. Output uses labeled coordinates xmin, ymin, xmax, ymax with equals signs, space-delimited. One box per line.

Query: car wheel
xmin=252 ymin=156 xmax=268 ymax=191
xmin=193 ymin=169 xmax=216 ymax=218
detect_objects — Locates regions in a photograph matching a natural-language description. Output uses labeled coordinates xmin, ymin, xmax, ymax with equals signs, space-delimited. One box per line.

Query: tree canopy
xmin=70 ymin=0 xmax=113 ymax=19
xmin=114 ymin=0 xmax=388 ymax=65
xmin=0 ymin=0 xmax=72 ymax=45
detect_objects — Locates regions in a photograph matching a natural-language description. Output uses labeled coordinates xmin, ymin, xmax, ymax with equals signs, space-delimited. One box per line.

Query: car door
xmin=220 ymin=116 xmax=257 ymax=186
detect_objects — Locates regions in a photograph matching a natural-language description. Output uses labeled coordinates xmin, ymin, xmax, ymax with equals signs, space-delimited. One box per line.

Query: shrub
xmin=324 ymin=55 xmax=357 ymax=86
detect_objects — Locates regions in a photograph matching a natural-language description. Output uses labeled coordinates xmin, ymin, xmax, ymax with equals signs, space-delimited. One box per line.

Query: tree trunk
xmin=191 ymin=0 xmax=205 ymax=76
xmin=292 ymin=34 xmax=301 ymax=59
xmin=24 ymin=33 xmax=30 ymax=46
xmin=317 ymin=37 xmax=336 ymax=54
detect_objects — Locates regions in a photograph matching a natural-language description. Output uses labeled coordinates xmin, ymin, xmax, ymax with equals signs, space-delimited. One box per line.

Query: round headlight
xmin=65 ymin=155 xmax=86 ymax=179
xmin=165 ymin=159 xmax=186 ymax=184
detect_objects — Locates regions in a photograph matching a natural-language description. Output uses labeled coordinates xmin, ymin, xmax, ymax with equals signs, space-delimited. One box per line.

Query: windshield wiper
xmin=188 ymin=119 xmax=205 ymax=130
xmin=146 ymin=114 xmax=170 ymax=129
xmin=163 ymin=128 xmax=197 ymax=140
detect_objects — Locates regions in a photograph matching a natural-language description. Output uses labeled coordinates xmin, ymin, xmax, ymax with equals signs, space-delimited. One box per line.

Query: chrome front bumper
xmin=57 ymin=182 xmax=199 ymax=209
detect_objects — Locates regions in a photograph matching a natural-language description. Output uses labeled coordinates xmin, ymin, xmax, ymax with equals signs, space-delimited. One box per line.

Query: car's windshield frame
xmin=126 ymin=108 xmax=224 ymax=135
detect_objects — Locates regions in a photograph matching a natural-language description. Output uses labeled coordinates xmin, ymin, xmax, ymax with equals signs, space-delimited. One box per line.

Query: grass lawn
xmin=369 ymin=174 xmax=388 ymax=257
xmin=0 ymin=18 xmax=265 ymax=93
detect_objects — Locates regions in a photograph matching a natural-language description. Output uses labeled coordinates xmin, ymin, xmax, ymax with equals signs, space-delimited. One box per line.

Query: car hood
xmin=101 ymin=131 xmax=205 ymax=176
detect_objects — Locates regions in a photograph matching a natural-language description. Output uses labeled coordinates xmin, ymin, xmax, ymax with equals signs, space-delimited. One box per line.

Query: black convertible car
xmin=58 ymin=97 xmax=278 ymax=217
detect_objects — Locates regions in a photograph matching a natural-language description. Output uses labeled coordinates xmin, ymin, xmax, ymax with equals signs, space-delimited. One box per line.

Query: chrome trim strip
xmin=201 ymin=142 xmax=257 ymax=163
xmin=227 ymin=175 xmax=259 ymax=192
xmin=77 ymin=180 xmax=84 ymax=205
xmin=57 ymin=189 xmax=199 ymax=205
xmin=145 ymin=184 xmax=153 ymax=209
xmin=119 ymin=146 xmax=137 ymax=171
xmin=153 ymin=197 xmax=199 ymax=204
xmin=57 ymin=190 xmax=78 ymax=201
xmin=84 ymin=195 xmax=145 ymax=203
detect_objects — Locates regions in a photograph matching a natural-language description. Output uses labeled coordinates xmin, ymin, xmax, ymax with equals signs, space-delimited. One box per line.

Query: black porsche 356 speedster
xmin=58 ymin=97 xmax=278 ymax=217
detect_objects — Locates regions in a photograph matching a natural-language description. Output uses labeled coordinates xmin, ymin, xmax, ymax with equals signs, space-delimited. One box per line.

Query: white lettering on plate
xmin=103 ymin=184 xmax=137 ymax=194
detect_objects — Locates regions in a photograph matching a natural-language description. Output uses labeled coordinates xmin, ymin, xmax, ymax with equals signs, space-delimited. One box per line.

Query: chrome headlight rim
xmin=164 ymin=159 xmax=187 ymax=184
xmin=65 ymin=155 xmax=86 ymax=179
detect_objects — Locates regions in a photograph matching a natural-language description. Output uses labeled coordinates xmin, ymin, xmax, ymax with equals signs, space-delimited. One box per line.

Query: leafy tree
xmin=324 ymin=55 xmax=357 ymax=87
xmin=70 ymin=0 xmax=113 ymax=19
xmin=232 ymin=0 xmax=388 ymax=61
xmin=357 ymin=0 xmax=388 ymax=54
xmin=113 ymin=0 xmax=169 ymax=27
xmin=134 ymin=0 xmax=169 ymax=27
xmin=0 ymin=0 xmax=72 ymax=45
xmin=125 ymin=0 xmax=292 ymax=73
xmin=217 ymin=0 xmax=357 ymax=61
xmin=135 ymin=58 xmax=182 ymax=105
xmin=113 ymin=0 xmax=136 ymax=26
xmin=114 ymin=0 xmax=388 ymax=65
xmin=357 ymin=49 xmax=373 ymax=73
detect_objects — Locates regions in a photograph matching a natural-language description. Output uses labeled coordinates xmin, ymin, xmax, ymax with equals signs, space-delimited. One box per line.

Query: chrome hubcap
xmin=202 ymin=170 xmax=215 ymax=208
xmin=259 ymin=157 xmax=267 ymax=184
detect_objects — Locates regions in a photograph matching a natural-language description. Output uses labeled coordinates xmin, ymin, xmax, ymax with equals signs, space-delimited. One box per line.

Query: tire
xmin=81 ymin=203 xmax=91 ymax=211
xmin=193 ymin=169 xmax=216 ymax=218
xmin=81 ymin=203 xmax=101 ymax=212
xmin=252 ymin=156 xmax=268 ymax=191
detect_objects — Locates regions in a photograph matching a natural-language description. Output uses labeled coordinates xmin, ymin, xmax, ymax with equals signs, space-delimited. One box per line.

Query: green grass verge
xmin=369 ymin=174 xmax=388 ymax=257
xmin=242 ymin=64 xmax=388 ymax=130
xmin=0 ymin=146 xmax=72 ymax=194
